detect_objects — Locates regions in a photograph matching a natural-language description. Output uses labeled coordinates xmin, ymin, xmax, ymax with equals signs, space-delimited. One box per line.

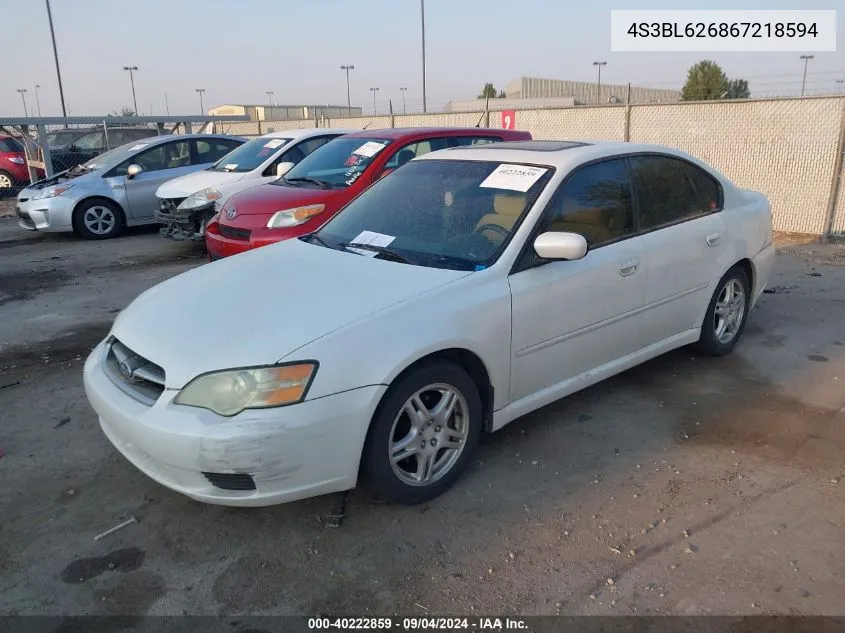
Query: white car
xmin=154 ymin=128 xmax=357 ymax=240
xmin=83 ymin=140 xmax=775 ymax=507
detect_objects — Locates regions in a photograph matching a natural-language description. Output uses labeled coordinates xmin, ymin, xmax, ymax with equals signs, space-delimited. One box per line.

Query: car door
xmin=121 ymin=140 xmax=194 ymax=220
xmin=508 ymin=158 xmax=647 ymax=403
xmin=629 ymin=154 xmax=728 ymax=345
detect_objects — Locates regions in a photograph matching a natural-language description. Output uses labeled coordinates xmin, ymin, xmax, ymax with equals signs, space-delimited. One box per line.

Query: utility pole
xmin=400 ymin=87 xmax=408 ymax=114
xmin=165 ymin=92 xmax=170 ymax=116
xmin=17 ymin=89 xmax=28 ymax=117
xmin=800 ymin=55 xmax=814 ymax=96
xmin=420 ymin=0 xmax=427 ymax=112
xmin=593 ymin=61 xmax=607 ymax=104
xmin=122 ymin=65 xmax=139 ymax=114
xmin=195 ymin=88 xmax=206 ymax=114
xmin=340 ymin=65 xmax=354 ymax=114
xmin=45 ymin=0 xmax=67 ymax=118
xmin=34 ymin=84 xmax=42 ymax=117
xmin=370 ymin=87 xmax=380 ymax=115
xmin=266 ymin=90 xmax=274 ymax=106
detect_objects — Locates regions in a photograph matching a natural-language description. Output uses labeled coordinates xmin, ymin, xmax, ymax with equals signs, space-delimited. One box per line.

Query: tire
xmin=73 ymin=199 xmax=125 ymax=240
xmin=691 ymin=265 xmax=751 ymax=356
xmin=362 ymin=362 xmax=483 ymax=505
xmin=0 ymin=170 xmax=14 ymax=192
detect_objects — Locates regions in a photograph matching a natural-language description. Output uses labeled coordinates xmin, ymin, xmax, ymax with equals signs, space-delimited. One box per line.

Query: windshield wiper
xmin=284 ymin=176 xmax=332 ymax=189
xmin=303 ymin=233 xmax=333 ymax=249
xmin=339 ymin=242 xmax=411 ymax=264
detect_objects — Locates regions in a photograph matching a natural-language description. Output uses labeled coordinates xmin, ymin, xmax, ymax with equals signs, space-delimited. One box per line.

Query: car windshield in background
xmin=276 ymin=137 xmax=392 ymax=189
xmin=311 ymin=159 xmax=553 ymax=271
xmin=46 ymin=131 xmax=80 ymax=148
xmin=82 ymin=140 xmax=156 ymax=171
xmin=0 ymin=137 xmax=24 ymax=153
xmin=210 ymin=137 xmax=292 ymax=173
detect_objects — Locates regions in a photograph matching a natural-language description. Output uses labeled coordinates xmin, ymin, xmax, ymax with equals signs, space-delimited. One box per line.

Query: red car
xmin=0 ymin=135 xmax=44 ymax=191
xmin=205 ymin=127 xmax=532 ymax=259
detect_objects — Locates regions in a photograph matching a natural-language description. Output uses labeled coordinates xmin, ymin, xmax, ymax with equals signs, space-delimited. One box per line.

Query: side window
xmin=74 ymin=132 xmax=105 ymax=151
xmin=451 ymin=136 xmax=497 ymax=147
xmin=383 ymin=137 xmax=450 ymax=172
xmin=193 ymin=139 xmax=241 ymax=165
xmin=299 ymin=136 xmax=334 ymax=155
xmin=630 ymin=155 xmax=718 ymax=230
xmin=116 ymin=141 xmax=190 ymax=175
xmin=541 ymin=159 xmax=634 ymax=247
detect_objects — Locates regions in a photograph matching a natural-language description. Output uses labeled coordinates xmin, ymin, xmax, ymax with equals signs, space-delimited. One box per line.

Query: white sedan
xmin=83 ymin=140 xmax=775 ymax=507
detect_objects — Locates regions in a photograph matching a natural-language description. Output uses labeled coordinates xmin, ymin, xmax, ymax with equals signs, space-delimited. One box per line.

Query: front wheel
xmin=362 ymin=362 xmax=483 ymax=505
xmin=691 ymin=266 xmax=751 ymax=356
xmin=73 ymin=199 xmax=125 ymax=240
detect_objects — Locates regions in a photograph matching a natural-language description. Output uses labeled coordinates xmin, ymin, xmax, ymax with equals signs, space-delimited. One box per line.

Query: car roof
xmin=129 ymin=133 xmax=246 ymax=145
xmin=415 ymin=140 xmax=710 ymax=171
xmin=258 ymin=128 xmax=358 ymax=140
xmin=342 ymin=127 xmax=515 ymax=140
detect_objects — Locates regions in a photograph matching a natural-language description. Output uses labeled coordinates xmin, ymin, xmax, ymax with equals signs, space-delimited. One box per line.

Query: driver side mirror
xmin=126 ymin=163 xmax=143 ymax=179
xmin=533 ymin=232 xmax=588 ymax=261
xmin=276 ymin=161 xmax=295 ymax=177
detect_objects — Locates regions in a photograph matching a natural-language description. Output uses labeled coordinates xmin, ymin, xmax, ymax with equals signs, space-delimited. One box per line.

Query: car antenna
xmin=475 ymin=95 xmax=490 ymax=128
xmin=363 ymin=121 xmax=373 ymax=130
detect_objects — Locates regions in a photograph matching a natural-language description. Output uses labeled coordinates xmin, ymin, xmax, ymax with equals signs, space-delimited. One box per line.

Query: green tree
xmin=681 ymin=60 xmax=729 ymax=100
xmin=478 ymin=83 xmax=498 ymax=99
xmin=724 ymin=78 xmax=750 ymax=99
xmin=108 ymin=106 xmax=136 ymax=117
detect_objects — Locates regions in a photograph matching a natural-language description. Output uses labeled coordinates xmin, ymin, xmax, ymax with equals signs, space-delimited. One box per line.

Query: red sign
xmin=501 ymin=110 xmax=516 ymax=130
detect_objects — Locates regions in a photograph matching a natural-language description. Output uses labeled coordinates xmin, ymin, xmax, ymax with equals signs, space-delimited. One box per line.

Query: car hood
xmin=156 ymin=169 xmax=246 ymax=199
xmin=110 ymin=237 xmax=471 ymax=388
xmin=224 ymin=182 xmax=344 ymax=216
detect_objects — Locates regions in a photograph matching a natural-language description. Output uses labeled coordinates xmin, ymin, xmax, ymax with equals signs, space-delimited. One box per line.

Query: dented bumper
xmin=83 ymin=340 xmax=387 ymax=506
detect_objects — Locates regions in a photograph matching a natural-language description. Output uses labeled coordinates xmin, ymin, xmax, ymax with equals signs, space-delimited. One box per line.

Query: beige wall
xmin=217 ymin=96 xmax=845 ymax=237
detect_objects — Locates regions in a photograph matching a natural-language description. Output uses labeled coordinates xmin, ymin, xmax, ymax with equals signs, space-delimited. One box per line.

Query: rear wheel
xmin=691 ymin=266 xmax=751 ymax=356
xmin=73 ymin=199 xmax=125 ymax=240
xmin=0 ymin=170 xmax=14 ymax=191
xmin=362 ymin=362 xmax=482 ymax=505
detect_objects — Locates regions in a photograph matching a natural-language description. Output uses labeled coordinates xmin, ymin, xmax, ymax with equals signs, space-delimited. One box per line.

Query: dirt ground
xmin=0 ymin=207 xmax=843 ymax=617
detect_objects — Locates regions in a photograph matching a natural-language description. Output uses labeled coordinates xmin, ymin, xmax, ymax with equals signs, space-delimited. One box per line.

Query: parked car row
xmin=77 ymin=130 xmax=776 ymax=508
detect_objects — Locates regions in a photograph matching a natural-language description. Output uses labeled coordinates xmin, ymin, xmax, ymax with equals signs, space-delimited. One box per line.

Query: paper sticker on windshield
xmin=479 ymin=164 xmax=548 ymax=192
xmin=264 ymin=139 xmax=286 ymax=149
xmin=223 ymin=163 xmax=238 ymax=170
xmin=352 ymin=141 xmax=386 ymax=158
xmin=129 ymin=144 xmax=148 ymax=151
xmin=347 ymin=230 xmax=395 ymax=257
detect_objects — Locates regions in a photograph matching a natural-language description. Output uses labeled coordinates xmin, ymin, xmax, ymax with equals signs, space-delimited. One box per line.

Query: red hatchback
xmin=0 ymin=135 xmax=44 ymax=191
xmin=205 ymin=127 xmax=531 ymax=259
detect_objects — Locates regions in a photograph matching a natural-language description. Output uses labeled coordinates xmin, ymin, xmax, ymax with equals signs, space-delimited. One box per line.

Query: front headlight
xmin=177 ymin=187 xmax=223 ymax=211
xmin=32 ymin=183 xmax=73 ymax=200
xmin=173 ymin=362 xmax=318 ymax=417
xmin=266 ymin=204 xmax=325 ymax=228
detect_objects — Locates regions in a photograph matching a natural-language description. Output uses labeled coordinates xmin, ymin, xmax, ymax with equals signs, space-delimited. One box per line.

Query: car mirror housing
xmin=533 ymin=231 xmax=588 ymax=261
xmin=276 ymin=162 xmax=295 ymax=177
xmin=126 ymin=164 xmax=143 ymax=179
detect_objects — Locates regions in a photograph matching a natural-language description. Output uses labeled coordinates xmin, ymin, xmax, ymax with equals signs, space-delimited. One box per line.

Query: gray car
xmin=16 ymin=134 xmax=246 ymax=239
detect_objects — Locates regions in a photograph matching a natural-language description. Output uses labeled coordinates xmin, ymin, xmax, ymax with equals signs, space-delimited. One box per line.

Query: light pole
xmin=45 ymin=0 xmax=67 ymax=118
xmin=34 ymin=84 xmax=42 ymax=117
xmin=17 ymin=89 xmax=28 ymax=117
xmin=800 ymin=55 xmax=814 ymax=96
xmin=340 ymin=65 xmax=354 ymax=114
xmin=593 ymin=61 xmax=607 ymax=104
xmin=122 ymin=65 xmax=139 ymax=114
xmin=266 ymin=90 xmax=274 ymax=106
xmin=195 ymin=88 xmax=206 ymax=114
xmin=420 ymin=0 xmax=427 ymax=112
xmin=400 ymin=87 xmax=408 ymax=114
xmin=370 ymin=87 xmax=380 ymax=115
xmin=165 ymin=92 xmax=170 ymax=116
xmin=837 ymin=79 xmax=845 ymax=93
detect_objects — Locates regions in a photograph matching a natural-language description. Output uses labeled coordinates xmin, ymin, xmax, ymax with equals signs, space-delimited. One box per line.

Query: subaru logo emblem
xmin=226 ymin=208 xmax=238 ymax=220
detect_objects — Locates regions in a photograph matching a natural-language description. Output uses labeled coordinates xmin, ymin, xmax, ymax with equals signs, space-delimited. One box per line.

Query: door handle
xmin=112 ymin=184 xmax=125 ymax=189
xmin=706 ymin=232 xmax=722 ymax=246
xmin=618 ymin=258 xmax=640 ymax=277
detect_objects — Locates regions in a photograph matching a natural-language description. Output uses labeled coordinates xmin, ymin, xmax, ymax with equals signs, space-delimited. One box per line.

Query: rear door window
xmin=193 ymin=138 xmax=242 ymax=165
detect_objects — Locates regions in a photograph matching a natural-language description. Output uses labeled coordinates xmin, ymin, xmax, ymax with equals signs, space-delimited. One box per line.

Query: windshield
xmin=210 ymin=136 xmax=292 ymax=173
xmin=46 ymin=131 xmax=80 ymax=147
xmin=275 ymin=137 xmax=391 ymax=189
xmin=81 ymin=139 xmax=156 ymax=172
xmin=311 ymin=159 xmax=553 ymax=271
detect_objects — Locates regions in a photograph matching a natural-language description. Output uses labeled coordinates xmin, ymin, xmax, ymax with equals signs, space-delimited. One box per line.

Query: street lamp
xmin=420 ymin=0 xmax=427 ymax=112
xmin=122 ymin=65 xmax=139 ymax=115
xmin=195 ymin=88 xmax=206 ymax=114
xmin=370 ymin=87 xmax=380 ymax=114
xmin=45 ymin=0 xmax=67 ymax=118
xmin=800 ymin=55 xmax=814 ymax=96
xmin=17 ymin=89 xmax=28 ymax=117
xmin=34 ymin=84 xmax=42 ymax=117
xmin=266 ymin=90 xmax=274 ymax=106
xmin=340 ymin=65 xmax=354 ymax=113
xmin=400 ymin=87 xmax=408 ymax=114
xmin=592 ymin=61 xmax=607 ymax=104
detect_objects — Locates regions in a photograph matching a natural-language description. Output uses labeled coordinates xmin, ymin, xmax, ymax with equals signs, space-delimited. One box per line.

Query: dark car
xmin=46 ymin=127 xmax=157 ymax=172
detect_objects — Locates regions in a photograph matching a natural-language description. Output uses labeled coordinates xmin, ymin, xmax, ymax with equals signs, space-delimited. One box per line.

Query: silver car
xmin=16 ymin=134 xmax=246 ymax=239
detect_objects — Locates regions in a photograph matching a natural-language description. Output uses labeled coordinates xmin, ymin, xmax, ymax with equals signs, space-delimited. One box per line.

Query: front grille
xmin=158 ymin=197 xmax=186 ymax=217
xmin=104 ymin=338 xmax=166 ymax=405
xmin=218 ymin=224 xmax=251 ymax=240
xmin=202 ymin=472 xmax=256 ymax=491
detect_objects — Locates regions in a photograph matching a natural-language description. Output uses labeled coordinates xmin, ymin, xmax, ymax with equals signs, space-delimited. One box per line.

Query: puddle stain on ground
xmin=60 ymin=547 xmax=145 ymax=584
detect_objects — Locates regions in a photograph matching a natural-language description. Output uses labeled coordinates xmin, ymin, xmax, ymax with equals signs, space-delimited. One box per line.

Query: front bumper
xmin=83 ymin=340 xmax=388 ymax=506
xmin=156 ymin=199 xmax=216 ymax=241
xmin=15 ymin=193 xmax=76 ymax=232
xmin=205 ymin=219 xmax=307 ymax=259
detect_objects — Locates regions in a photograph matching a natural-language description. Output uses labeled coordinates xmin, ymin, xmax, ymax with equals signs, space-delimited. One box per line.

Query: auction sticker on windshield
xmin=352 ymin=141 xmax=387 ymax=158
xmin=480 ymin=164 xmax=548 ymax=192
xmin=347 ymin=230 xmax=395 ymax=257
xmin=264 ymin=139 xmax=287 ymax=149
xmin=128 ymin=144 xmax=148 ymax=151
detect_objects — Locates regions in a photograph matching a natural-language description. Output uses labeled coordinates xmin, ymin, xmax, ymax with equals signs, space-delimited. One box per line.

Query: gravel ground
xmin=0 ymin=208 xmax=843 ymax=617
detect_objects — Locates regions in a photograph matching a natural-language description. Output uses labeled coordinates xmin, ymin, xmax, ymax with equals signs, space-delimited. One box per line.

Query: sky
xmin=1 ymin=0 xmax=843 ymax=117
